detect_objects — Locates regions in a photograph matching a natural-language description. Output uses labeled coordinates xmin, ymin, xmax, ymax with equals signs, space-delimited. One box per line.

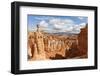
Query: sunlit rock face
xmin=78 ymin=25 xmax=88 ymax=58
xmin=66 ymin=25 xmax=88 ymax=58
xmin=43 ymin=34 xmax=78 ymax=59
xmin=28 ymin=25 xmax=46 ymax=60
xmin=28 ymin=25 xmax=88 ymax=61
xmin=44 ymin=36 xmax=68 ymax=59
xmin=28 ymin=32 xmax=78 ymax=60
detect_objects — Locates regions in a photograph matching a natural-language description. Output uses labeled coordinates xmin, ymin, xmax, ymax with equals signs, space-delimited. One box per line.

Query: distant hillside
xmin=43 ymin=32 xmax=78 ymax=36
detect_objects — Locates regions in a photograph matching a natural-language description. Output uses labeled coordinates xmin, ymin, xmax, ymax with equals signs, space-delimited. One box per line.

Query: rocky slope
xmin=28 ymin=25 xmax=88 ymax=60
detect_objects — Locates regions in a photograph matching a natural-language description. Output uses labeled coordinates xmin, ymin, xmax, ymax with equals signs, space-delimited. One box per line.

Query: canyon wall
xmin=78 ymin=25 xmax=88 ymax=57
xmin=28 ymin=25 xmax=88 ymax=60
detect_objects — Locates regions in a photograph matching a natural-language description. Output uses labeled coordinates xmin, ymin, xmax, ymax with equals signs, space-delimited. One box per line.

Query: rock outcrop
xmin=28 ymin=24 xmax=88 ymax=60
xmin=66 ymin=25 xmax=88 ymax=58
xmin=78 ymin=25 xmax=88 ymax=57
xmin=28 ymin=25 xmax=46 ymax=60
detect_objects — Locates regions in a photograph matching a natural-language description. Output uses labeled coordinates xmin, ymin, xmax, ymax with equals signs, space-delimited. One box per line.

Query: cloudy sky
xmin=28 ymin=15 xmax=88 ymax=34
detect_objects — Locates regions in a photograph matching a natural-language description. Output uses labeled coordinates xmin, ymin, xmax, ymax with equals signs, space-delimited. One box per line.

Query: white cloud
xmin=28 ymin=20 xmax=49 ymax=32
xmin=71 ymin=23 xmax=86 ymax=34
xmin=49 ymin=18 xmax=74 ymax=32
xmin=39 ymin=20 xmax=48 ymax=28
xmin=74 ymin=23 xmax=86 ymax=29
xmin=31 ymin=18 xmax=87 ymax=34
xmin=79 ymin=23 xmax=86 ymax=28
xmin=48 ymin=18 xmax=87 ymax=34
xmin=49 ymin=18 xmax=74 ymax=25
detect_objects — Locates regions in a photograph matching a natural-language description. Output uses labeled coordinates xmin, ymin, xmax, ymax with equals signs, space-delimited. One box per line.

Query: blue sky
xmin=28 ymin=15 xmax=88 ymax=34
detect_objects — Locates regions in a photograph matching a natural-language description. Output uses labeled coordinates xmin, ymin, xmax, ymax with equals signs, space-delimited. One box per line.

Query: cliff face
xmin=44 ymin=35 xmax=78 ymax=59
xmin=28 ymin=25 xmax=88 ymax=60
xmin=28 ymin=31 xmax=78 ymax=60
xmin=78 ymin=25 xmax=88 ymax=57
xmin=62 ymin=25 xmax=88 ymax=58
xmin=28 ymin=31 xmax=46 ymax=60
